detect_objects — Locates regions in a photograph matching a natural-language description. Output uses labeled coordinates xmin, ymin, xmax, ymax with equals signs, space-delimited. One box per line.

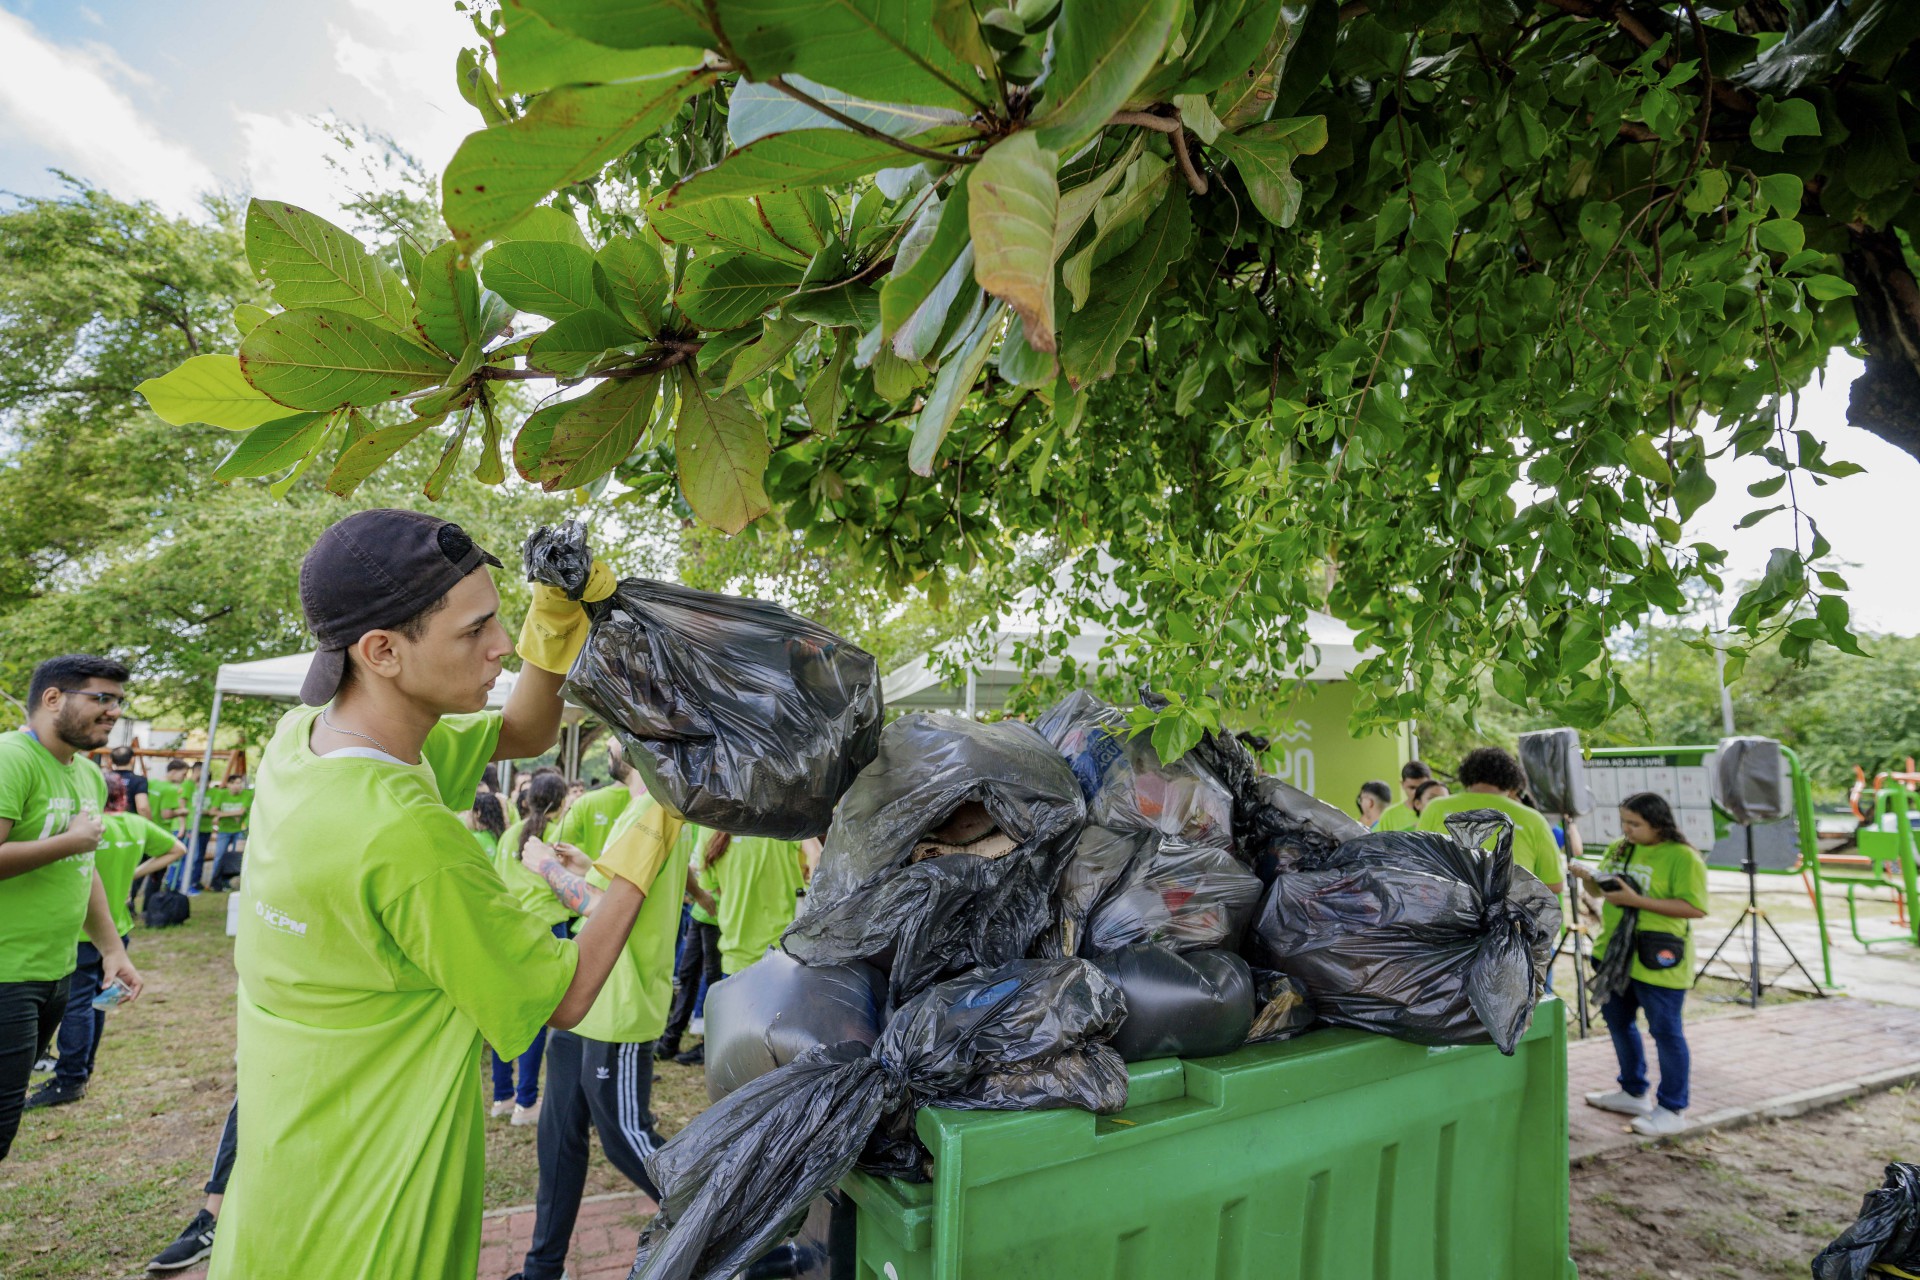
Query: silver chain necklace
xmin=320 ymin=710 xmax=405 ymax=761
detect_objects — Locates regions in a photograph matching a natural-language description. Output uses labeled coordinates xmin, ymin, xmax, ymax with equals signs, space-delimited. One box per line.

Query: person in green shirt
xmin=708 ymin=833 xmax=810 ymax=977
xmin=181 ymin=762 xmax=222 ymax=897
xmin=205 ymin=508 xmax=663 ymax=1280
xmin=1415 ymin=747 xmax=1566 ymax=895
xmin=654 ymin=824 xmax=721 ymax=1063
xmin=30 ymin=772 xmax=185 ymax=1110
xmin=152 ymin=760 xmax=189 ymax=833
xmin=1373 ymin=760 xmax=1432 ymax=833
xmin=487 ymin=771 xmax=571 ymax=1126
xmin=1570 ymin=791 xmax=1709 ymax=1139
xmin=0 ymin=653 xmax=144 ymax=1162
xmin=512 ymin=778 xmax=698 ymax=1280
xmin=468 ymin=791 xmax=506 ymax=858
xmin=1356 ymin=779 xmax=1392 ymax=829
xmin=553 ymin=748 xmax=633 ymax=861
xmin=208 ymin=772 xmax=254 ymax=892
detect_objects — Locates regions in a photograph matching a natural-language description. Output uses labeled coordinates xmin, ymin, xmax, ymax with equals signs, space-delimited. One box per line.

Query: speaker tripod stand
xmin=1696 ymin=824 xmax=1825 ymax=1006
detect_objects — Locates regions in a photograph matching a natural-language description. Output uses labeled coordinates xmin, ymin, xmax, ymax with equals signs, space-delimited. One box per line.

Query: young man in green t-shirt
xmin=1415 ymin=746 xmax=1567 ymax=896
xmin=206 ymin=510 xmax=667 ymax=1280
xmin=29 ymin=773 xmax=185 ymax=1111
xmin=208 ymin=772 xmax=253 ymax=892
xmin=1373 ymin=760 xmax=1431 ymax=832
xmin=0 ymin=654 xmax=145 ymax=1162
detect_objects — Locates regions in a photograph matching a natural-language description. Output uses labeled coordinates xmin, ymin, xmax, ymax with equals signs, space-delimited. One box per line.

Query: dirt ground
xmin=1571 ymin=1085 xmax=1919 ymax=1280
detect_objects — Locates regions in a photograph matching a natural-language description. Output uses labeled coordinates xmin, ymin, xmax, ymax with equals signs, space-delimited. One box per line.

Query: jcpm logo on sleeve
xmin=254 ymin=899 xmax=309 ymax=938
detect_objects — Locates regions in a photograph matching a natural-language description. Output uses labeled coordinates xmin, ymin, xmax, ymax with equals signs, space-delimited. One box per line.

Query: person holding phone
xmin=1569 ymin=791 xmax=1709 ymax=1137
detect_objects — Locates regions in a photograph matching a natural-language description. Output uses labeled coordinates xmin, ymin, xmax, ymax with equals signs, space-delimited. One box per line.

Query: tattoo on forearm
xmin=535 ymin=857 xmax=597 ymax=914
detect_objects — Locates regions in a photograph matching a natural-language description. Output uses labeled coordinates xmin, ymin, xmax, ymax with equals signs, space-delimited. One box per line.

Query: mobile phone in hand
xmin=1594 ymin=876 xmax=1627 ymax=893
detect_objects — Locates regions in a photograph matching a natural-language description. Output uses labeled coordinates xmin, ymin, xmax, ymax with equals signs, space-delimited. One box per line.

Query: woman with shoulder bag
xmin=1568 ymin=791 xmax=1709 ymax=1136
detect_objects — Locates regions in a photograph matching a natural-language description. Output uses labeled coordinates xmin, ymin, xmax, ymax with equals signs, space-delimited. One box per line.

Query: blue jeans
xmin=1600 ymin=980 xmax=1690 ymax=1112
xmin=490 ymin=1030 xmax=549 ymax=1107
xmin=211 ymin=831 xmax=246 ymax=887
xmin=54 ymin=936 xmax=127 ymax=1090
xmin=171 ymin=831 xmax=214 ymax=890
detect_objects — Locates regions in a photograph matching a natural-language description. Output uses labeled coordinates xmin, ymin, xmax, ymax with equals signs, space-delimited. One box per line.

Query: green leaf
xmin=1802 ymin=274 xmax=1857 ymax=301
xmin=932 ymin=0 xmax=998 ymax=83
xmin=481 ymin=240 xmax=609 ymax=322
xmin=1756 ymin=217 xmax=1806 ymax=256
xmin=871 ymin=345 xmax=925 ymax=400
xmin=245 ymin=200 xmax=417 ymax=336
xmin=804 ymin=333 xmax=853 ymax=435
xmin=723 ymin=314 xmax=809 ymax=391
xmin=1755 ymin=172 xmax=1802 ymax=216
xmin=1749 ymin=96 xmax=1821 ymax=153
xmin=676 ymin=253 xmax=806 ymax=329
xmin=1171 ymin=93 xmax=1225 ymax=145
xmin=414 ymin=242 xmax=510 ymax=356
xmin=443 ymin=66 xmax=715 ymax=246
xmin=514 ymin=399 xmax=569 ymax=485
xmin=1060 ymin=190 xmax=1190 ymax=388
xmin=232 ymin=303 xmax=272 ymax=338
xmin=662 ymin=125 xmax=977 ymax=205
xmin=881 ymin=178 xmax=971 ymax=339
xmin=542 ymin=375 xmax=661 ymax=487
xmin=474 ymin=393 xmax=507 ymax=484
xmin=516 ymin=0 xmax=714 ymax=48
xmin=138 ymin=354 xmax=294 ymax=431
xmin=598 ymin=236 xmax=670 ymax=335
xmin=327 ymin=416 xmax=436 ymax=497
xmin=1215 ymin=4 xmax=1303 ymax=130
xmin=1211 ymin=116 xmax=1327 ymax=227
xmin=711 ymin=0 xmax=992 ymax=112
xmin=1062 ymin=152 xmax=1171 ymax=310
xmin=1053 ymin=139 xmax=1139 ymax=257
xmin=1150 ymin=710 xmax=1203 ymax=766
xmin=1735 ymin=504 xmax=1786 ymax=530
xmin=910 ymin=302 xmax=1004 ymax=475
xmin=644 ymin=191 xmax=821 ymax=266
xmin=423 ymin=411 xmax=473 ymax=501
xmin=726 ymin=74 xmax=969 ymax=147
xmin=213 ymin=413 xmax=332 ymax=480
xmin=499 ymin=206 xmax=593 ymax=250
xmin=1622 ymin=433 xmax=1673 ymax=485
xmin=493 ymin=2 xmax=704 ymax=94
xmin=969 ymin=132 xmax=1060 ymax=353
xmin=1032 ymin=0 xmax=1181 ymax=154
xmin=1682 ymin=168 xmax=1729 ymax=215
xmin=674 ymin=364 xmax=771 ymax=534
xmin=239 ymin=308 xmax=455 ymax=410
xmin=998 ymin=313 xmax=1057 ymax=386
xmin=528 ymin=310 xmax=645 ymax=375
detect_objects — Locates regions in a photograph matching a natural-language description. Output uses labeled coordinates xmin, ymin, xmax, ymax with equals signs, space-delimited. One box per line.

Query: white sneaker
xmin=511 ymin=1101 xmax=542 ymax=1126
xmin=1631 ymin=1106 xmax=1688 ymax=1137
xmin=490 ymin=1099 xmax=514 ymax=1118
xmin=1584 ymin=1089 xmax=1655 ymax=1116
xmin=688 ymin=1016 xmax=705 ymax=1037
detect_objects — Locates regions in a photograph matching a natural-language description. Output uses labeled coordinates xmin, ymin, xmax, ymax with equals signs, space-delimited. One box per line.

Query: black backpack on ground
xmin=143 ymin=888 xmax=191 ymax=929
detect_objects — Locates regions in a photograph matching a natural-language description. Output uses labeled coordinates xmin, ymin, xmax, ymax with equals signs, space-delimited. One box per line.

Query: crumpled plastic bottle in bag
xmin=523 ymin=524 xmax=882 ymax=840
xmin=628 ymin=958 xmax=1128 ymax=1280
xmin=1081 ymin=837 xmax=1264 ymax=955
xmin=781 ymin=714 xmax=1085 ymax=1004
xmin=1247 ymin=811 xmax=1561 ymax=1054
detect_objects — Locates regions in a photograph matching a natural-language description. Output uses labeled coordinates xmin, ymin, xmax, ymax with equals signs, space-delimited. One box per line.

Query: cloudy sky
xmin=5 ymin=0 xmax=1920 ymax=636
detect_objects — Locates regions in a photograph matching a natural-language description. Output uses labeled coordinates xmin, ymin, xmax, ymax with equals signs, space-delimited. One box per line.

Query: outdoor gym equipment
xmin=1697 ymin=737 xmax=1827 ymax=1007
xmin=1834 ymin=763 xmax=1920 ymax=948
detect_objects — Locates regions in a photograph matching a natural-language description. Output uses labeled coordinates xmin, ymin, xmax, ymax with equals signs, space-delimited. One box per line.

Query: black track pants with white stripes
xmin=521 ymin=1030 xmax=665 ymax=1280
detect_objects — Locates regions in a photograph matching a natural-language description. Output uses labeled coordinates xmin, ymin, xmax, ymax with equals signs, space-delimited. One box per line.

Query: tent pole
xmin=964 ymin=669 xmax=977 ymax=719
xmin=184 ymin=691 xmax=222 ymax=892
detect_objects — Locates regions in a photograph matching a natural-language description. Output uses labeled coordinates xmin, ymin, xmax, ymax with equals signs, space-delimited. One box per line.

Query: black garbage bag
xmin=524 ymin=523 xmax=882 ymax=840
xmin=703 ymin=950 xmax=887 ymax=1102
xmin=782 ymin=715 xmax=1085 ymax=1003
xmin=1082 ymin=837 xmax=1263 ymax=955
xmin=630 ymin=959 xmax=1128 ymax=1280
xmin=1246 ymin=969 xmax=1316 ymax=1043
xmin=1247 ymin=811 xmax=1561 ymax=1054
xmin=1094 ymin=944 xmax=1253 ymax=1061
xmin=1813 ymin=1163 xmax=1920 ymax=1280
xmin=1185 ymin=721 xmax=1365 ymax=879
xmin=1035 ymin=690 xmax=1234 ymax=847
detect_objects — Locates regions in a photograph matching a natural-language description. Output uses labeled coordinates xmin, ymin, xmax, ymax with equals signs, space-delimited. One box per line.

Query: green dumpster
xmin=842 ymin=998 xmax=1574 ymax=1280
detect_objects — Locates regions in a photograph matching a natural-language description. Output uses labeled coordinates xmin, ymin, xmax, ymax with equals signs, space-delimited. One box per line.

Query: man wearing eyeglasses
xmin=0 ymin=654 xmax=145 ymax=1161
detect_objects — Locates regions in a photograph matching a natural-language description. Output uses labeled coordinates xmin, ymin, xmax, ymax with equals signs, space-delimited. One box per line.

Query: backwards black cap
xmin=298 ymin=509 xmax=503 ymax=706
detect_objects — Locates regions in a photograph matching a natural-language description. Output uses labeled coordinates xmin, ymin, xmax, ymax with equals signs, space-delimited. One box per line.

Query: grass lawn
xmin=0 ymin=893 xmax=711 ymax=1280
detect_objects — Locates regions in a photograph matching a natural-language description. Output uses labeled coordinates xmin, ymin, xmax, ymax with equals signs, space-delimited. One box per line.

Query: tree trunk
xmin=1841 ymin=226 xmax=1920 ymax=459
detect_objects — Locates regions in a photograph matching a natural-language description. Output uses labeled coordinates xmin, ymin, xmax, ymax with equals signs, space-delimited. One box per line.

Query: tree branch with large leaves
xmin=136 ymin=0 xmax=1920 ymax=745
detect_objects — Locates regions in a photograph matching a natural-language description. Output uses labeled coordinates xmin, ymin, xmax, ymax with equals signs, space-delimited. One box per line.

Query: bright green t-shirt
xmin=1591 ymin=839 xmax=1709 ymax=991
xmin=491 ymin=819 xmax=572 ymax=929
xmin=212 ymin=705 xmax=576 ymax=1280
xmin=712 ymin=836 xmax=806 ymax=975
xmin=93 ymin=812 xmax=178 ymax=937
xmin=214 ymin=788 xmax=254 ymax=834
xmin=1374 ymin=800 xmax=1419 ymax=832
xmin=189 ymin=780 xmax=220 ymax=832
xmin=570 ymin=798 xmax=688 ymax=1044
xmin=688 ymin=832 xmax=719 ymax=927
xmin=555 ymin=784 xmax=631 ymax=860
xmin=150 ymin=778 xmax=185 ymax=828
xmin=471 ymin=829 xmax=498 ymax=857
xmin=0 ymin=730 xmax=108 ymax=981
xmin=1416 ymin=791 xmax=1566 ymax=889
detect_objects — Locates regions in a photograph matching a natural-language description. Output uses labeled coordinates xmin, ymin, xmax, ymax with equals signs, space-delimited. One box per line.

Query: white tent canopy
xmin=882 ymin=553 xmax=1371 ymax=713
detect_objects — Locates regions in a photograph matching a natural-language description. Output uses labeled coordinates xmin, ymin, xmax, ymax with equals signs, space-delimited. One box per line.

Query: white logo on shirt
xmin=254 ymin=899 xmax=309 ymax=938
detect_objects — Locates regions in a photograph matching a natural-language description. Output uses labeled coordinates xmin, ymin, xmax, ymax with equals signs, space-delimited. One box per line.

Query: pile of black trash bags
xmin=524 ymin=533 xmax=1563 ymax=1280
xmin=1814 ymin=1162 xmax=1920 ymax=1280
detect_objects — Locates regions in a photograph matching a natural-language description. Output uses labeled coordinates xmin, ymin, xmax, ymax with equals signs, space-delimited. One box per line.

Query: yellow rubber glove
xmin=595 ymin=800 xmax=684 ymax=894
xmin=518 ymin=559 xmax=617 ymax=675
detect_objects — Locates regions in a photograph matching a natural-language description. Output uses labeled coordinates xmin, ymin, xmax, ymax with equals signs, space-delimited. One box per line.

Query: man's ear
xmin=354 ymin=629 xmax=404 ymax=681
